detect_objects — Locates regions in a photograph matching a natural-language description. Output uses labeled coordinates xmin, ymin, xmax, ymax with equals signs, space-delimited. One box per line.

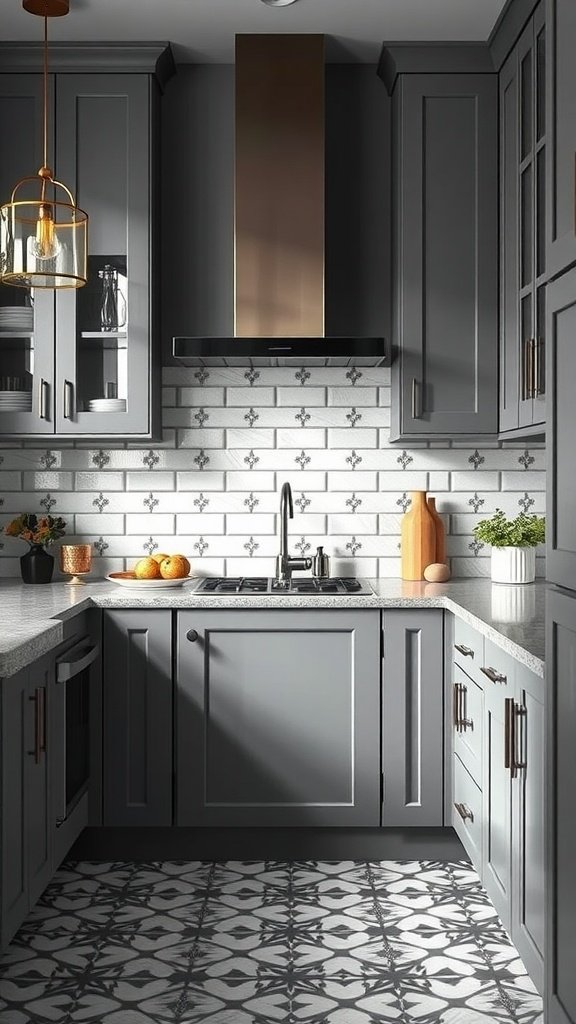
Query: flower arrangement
xmin=4 ymin=513 xmax=67 ymax=547
xmin=473 ymin=509 xmax=545 ymax=548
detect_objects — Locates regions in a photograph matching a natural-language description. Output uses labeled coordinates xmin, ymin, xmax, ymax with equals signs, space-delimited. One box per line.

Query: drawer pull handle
xmin=480 ymin=666 xmax=507 ymax=684
xmin=506 ymin=699 xmax=527 ymax=778
xmin=454 ymin=801 xmax=474 ymax=823
xmin=63 ymin=379 xmax=74 ymax=420
xmin=453 ymin=682 xmax=473 ymax=733
xmin=27 ymin=687 xmax=46 ymax=764
xmin=186 ymin=629 xmax=199 ymax=643
xmin=454 ymin=643 xmax=474 ymax=658
xmin=411 ymin=377 xmax=421 ymax=419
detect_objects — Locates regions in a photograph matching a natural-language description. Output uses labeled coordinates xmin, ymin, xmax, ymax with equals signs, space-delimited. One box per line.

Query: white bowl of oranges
xmin=107 ymin=553 xmax=194 ymax=589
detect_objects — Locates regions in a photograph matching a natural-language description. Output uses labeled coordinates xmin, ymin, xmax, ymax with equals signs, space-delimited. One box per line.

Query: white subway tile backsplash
xmin=0 ymin=368 xmax=546 ymax=580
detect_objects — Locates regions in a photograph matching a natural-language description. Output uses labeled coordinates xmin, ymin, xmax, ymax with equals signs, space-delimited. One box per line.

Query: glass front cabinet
xmin=0 ymin=50 xmax=171 ymax=439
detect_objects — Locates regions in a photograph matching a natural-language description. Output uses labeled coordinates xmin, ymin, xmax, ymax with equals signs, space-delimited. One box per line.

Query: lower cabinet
xmin=546 ymin=586 xmax=576 ymax=1024
xmin=176 ymin=609 xmax=380 ymax=827
xmin=103 ymin=610 xmax=173 ymax=826
xmin=449 ymin=620 xmax=545 ymax=993
xmin=381 ymin=609 xmax=444 ymax=825
xmin=1 ymin=654 xmax=53 ymax=948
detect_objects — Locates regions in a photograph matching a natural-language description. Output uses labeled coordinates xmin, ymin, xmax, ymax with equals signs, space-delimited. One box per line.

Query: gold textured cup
xmin=59 ymin=544 xmax=92 ymax=585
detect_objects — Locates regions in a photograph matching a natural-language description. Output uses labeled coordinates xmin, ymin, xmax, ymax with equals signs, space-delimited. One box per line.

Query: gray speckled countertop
xmin=0 ymin=577 xmax=547 ymax=678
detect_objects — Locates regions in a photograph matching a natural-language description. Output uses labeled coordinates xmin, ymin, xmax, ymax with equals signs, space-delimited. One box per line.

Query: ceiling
xmin=3 ymin=0 xmax=509 ymax=63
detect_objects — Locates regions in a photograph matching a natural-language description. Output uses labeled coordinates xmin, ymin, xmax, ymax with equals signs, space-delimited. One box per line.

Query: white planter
xmin=491 ymin=546 xmax=536 ymax=584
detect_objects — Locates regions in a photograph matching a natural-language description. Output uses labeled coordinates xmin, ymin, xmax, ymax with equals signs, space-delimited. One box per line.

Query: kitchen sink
xmin=194 ymin=577 xmax=374 ymax=596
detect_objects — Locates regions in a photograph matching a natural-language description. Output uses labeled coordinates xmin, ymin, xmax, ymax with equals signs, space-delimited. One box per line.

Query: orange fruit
xmin=152 ymin=553 xmax=169 ymax=564
xmin=134 ymin=556 xmax=162 ymax=580
xmin=159 ymin=554 xmax=190 ymax=579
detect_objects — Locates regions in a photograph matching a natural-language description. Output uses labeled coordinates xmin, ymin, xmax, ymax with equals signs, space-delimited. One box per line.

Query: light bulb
xmin=28 ymin=202 xmax=61 ymax=261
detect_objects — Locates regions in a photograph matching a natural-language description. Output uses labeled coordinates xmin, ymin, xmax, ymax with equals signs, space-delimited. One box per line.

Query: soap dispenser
xmin=312 ymin=546 xmax=330 ymax=579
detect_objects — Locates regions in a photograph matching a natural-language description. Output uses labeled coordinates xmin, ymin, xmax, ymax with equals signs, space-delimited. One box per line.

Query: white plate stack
xmin=88 ymin=398 xmax=127 ymax=413
xmin=0 ymin=390 xmax=32 ymax=412
xmin=0 ymin=306 xmax=34 ymax=333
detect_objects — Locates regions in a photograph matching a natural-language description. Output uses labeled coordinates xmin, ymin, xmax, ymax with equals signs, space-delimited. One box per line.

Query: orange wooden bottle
xmin=427 ymin=496 xmax=446 ymax=564
xmin=401 ymin=491 xmax=436 ymax=581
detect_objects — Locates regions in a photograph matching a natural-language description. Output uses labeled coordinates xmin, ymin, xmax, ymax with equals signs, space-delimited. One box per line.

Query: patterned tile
xmin=0 ymin=860 xmax=543 ymax=1024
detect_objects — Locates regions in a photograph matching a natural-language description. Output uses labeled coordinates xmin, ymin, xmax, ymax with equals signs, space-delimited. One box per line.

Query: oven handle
xmin=57 ymin=640 xmax=99 ymax=683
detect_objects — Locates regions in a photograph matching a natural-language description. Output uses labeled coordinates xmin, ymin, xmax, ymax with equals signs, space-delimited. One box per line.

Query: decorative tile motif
xmin=40 ymin=450 xmax=57 ymax=470
xmin=346 ymin=367 xmax=363 ymax=386
xmin=194 ymin=537 xmax=208 ymax=557
xmin=346 ymin=450 xmax=362 ymax=470
xmin=296 ymin=408 xmax=311 ymax=427
xmin=194 ymin=493 xmax=210 ymax=513
xmin=396 ymin=493 xmax=411 ymax=513
xmin=295 ymin=367 xmax=311 ymax=386
xmin=143 ymin=492 xmax=159 ymax=513
xmin=346 ymin=407 xmax=362 ymax=427
xmin=94 ymin=537 xmax=109 ymax=556
xmin=244 ymin=536 xmax=259 ymax=557
xmin=346 ymin=536 xmax=362 ymax=556
xmin=245 ymin=368 xmax=260 ymax=386
xmin=92 ymin=492 xmax=109 ymax=514
xmin=40 ymin=493 xmax=56 ymax=513
xmin=295 ymin=536 xmax=311 ymax=557
xmin=194 ymin=450 xmax=210 ymax=471
xmin=143 ymin=536 xmax=158 ymax=555
xmin=245 ymin=407 xmax=259 ymax=428
xmin=244 ymin=492 xmax=259 ymax=514
xmin=195 ymin=367 xmax=210 ymax=386
xmin=519 ymin=450 xmax=535 ymax=470
xmin=92 ymin=450 xmax=110 ymax=470
xmin=295 ymin=450 xmax=311 ymax=470
xmin=244 ymin=449 xmax=260 ymax=470
xmin=142 ymin=450 xmax=160 ymax=470
xmin=519 ymin=492 xmax=535 ymax=513
xmin=194 ymin=408 xmax=209 ymax=427
xmin=469 ymin=492 xmax=485 ymax=513
xmin=295 ymin=492 xmax=311 ymax=513
xmin=346 ymin=493 xmax=362 ymax=513
xmin=0 ymin=860 xmax=542 ymax=1024
xmin=469 ymin=538 xmax=484 ymax=556
xmin=469 ymin=450 xmax=486 ymax=470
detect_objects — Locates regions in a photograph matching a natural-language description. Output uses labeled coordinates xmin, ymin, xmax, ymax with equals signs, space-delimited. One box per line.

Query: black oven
xmin=54 ymin=637 xmax=99 ymax=849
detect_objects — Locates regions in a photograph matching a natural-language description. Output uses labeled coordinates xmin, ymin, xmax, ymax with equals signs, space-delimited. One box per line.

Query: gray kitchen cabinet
xmin=546 ymin=0 xmax=576 ymax=279
xmin=0 ymin=47 xmax=172 ymax=439
xmin=1 ymin=654 xmax=52 ymax=948
xmin=383 ymin=69 xmax=498 ymax=440
xmin=547 ymin=266 xmax=576 ymax=589
xmin=103 ymin=610 xmax=173 ymax=826
xmin=176 ymin=609 xmax=380 ymax=827
xmin=546 ymin=586 xmax=576 ymax=1024
xmin=499 ymin=3 xmax=547 ymax=437
xmin=381 ymin=609 xmax=444 ymax=825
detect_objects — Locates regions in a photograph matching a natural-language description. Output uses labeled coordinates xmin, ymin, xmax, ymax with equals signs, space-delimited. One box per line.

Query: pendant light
xmin=0 ymin=0 xmax=88 ymax=289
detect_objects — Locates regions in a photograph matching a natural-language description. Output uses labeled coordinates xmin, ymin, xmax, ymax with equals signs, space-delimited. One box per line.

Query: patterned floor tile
xmin=0 ymin=859 xmax=544 ymax=1024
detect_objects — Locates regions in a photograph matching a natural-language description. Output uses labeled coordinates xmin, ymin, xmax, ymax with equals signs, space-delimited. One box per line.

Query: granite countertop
xmin=0 ymin=577 xmax=547 ymax=679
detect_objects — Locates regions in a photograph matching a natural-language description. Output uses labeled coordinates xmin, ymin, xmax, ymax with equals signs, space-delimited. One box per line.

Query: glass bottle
xmin=98 ymin=265 xmax=126 ymax=332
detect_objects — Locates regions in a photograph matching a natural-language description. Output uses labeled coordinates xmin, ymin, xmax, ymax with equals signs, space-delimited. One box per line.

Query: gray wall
xmin=161 ymin=63 xmax=391 ymax=361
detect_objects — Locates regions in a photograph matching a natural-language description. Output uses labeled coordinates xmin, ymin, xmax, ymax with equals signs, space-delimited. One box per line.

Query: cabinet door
xmin=391 ymin=74 xmax=497 ymax=439
xmin=546 ymin=0 xmax=576 ymax=279
xmin=176 ymin=610 xmax=380 ymax=827
xmin=482 ymin=642 xmax=515 ymax=932
xmin=381 ymin=609 xmax=444 ymax=825
xmin=0 ymin=76 xmax=55 ymax=436
xmin=547 ymin=266 xmax=576 ymax=588
xmin=55 ymin=75 xmax=153 ymax=435
xmin=512 ymin=663 xmax=545 ymax=994
xmin=500 ymin=49 xmax=521 ymax=433
xmin=26 ymin=655 xmax=52 ymax=907
xmin=546 ymin=587 xmax=576 ymax=1024
xmin=103 ymin=611 xmax=172 ymax=826
xmin=1 ymin=669 xmax=29 ymax=946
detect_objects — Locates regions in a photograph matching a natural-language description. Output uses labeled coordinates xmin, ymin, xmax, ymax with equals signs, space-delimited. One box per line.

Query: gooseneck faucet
xmin=275 ymin=481 xmax=312 ymax=582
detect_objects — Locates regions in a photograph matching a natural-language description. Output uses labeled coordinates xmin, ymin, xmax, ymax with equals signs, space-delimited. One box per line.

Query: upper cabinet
xmin=379 ymin=51 xmax=498 ymax=441
xmin=546 ymin=0 xmax=576 ymax=280
xmin=0 ymin=47 xmax=173 ymax=439
xmin=499 ymin=2 xmax=547 ymax=437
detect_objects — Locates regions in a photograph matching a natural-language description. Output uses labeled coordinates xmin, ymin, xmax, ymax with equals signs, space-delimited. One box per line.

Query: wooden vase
xmin=401 ymin=491 xmax=436 ymax=581
xmin=427 ymin=496 xmax=446 ymax=564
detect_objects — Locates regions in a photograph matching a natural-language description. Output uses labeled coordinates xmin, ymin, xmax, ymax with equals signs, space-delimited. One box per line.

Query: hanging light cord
xmin=40 ymin=11 xmax=49 ymax=205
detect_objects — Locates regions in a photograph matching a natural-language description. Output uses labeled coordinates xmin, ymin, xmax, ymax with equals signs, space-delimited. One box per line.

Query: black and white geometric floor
xmin=0 ymin=860 xmax=544 ymax=1023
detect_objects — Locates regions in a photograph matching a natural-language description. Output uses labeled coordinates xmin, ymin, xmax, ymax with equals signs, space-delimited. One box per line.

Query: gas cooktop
xmin=194 ymin=577 xmax=374 ymax=596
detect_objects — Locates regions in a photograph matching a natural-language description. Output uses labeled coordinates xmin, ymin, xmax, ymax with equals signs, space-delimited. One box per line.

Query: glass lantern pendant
xmin=0 ymin=0 xmax=88 ymax=289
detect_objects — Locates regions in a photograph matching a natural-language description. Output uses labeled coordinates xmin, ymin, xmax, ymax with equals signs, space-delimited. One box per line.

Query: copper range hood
xmin=173 ymin=34 xmax=388 ymax=368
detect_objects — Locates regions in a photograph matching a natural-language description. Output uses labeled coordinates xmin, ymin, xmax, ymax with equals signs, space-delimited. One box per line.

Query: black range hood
xmin=172 ymin=337 xmax=389 ymax=368
xmin=172 ymin=36 xmax=388 ymax=370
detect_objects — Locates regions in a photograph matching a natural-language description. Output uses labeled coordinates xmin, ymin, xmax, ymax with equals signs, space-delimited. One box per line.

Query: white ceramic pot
xmin=491 ymin=545 xmax=536 ymax=584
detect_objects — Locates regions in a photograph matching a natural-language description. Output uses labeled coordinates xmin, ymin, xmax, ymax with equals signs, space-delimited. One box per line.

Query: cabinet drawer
xmin=480 ymin=637 xmax=516 ymax=692
xmin=452 ymin=665 xmax=483 ymax=785
xmin=453 ymin=617 xmax=485 ymax=687
xmin=453 ymin=753 xmax=483 ymax=871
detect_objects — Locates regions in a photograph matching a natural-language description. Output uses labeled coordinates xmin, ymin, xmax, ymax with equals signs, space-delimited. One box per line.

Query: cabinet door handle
xmin=453 ymin=682 xmax=460 ymax=729
xmin=38 ymin=379 xmax=49 ymax=420
xmin=63 ymin=380 xmax=74 ymax=419
xmin=480 ymin=666 xmax=507 ymax=684
xmin=411 ymin=378 xmax=420 ymax=419
xmin=454 ymin=801 xmax=474 ymax=823
xmin=511 ymin=702 xmax=527 ymax=778
xmin=454 ymin=643 xmax=474 ymax=658
xmin=523 ymin=339 xmax=531 ymax=400
xmin=534 ymin=338 xmax=543 ymax=397
xmin=186 ymin=629 xmax=199 ymax=643
xmin=28 ymin=687 xmax=45 ymax=764
xmin=505 ymin=696 xmax=513 ymax=770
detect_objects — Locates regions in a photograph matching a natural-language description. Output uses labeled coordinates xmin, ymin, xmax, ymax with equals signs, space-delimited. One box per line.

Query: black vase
xmin=20 ymin=544 xmax=54 ymax=585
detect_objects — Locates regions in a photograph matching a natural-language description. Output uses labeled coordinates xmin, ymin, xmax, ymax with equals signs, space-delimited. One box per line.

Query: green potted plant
xmin=473 ymin=509 xmax=545 ymax=584
xmin=4 ymin=514 xmax=67 ymax=584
